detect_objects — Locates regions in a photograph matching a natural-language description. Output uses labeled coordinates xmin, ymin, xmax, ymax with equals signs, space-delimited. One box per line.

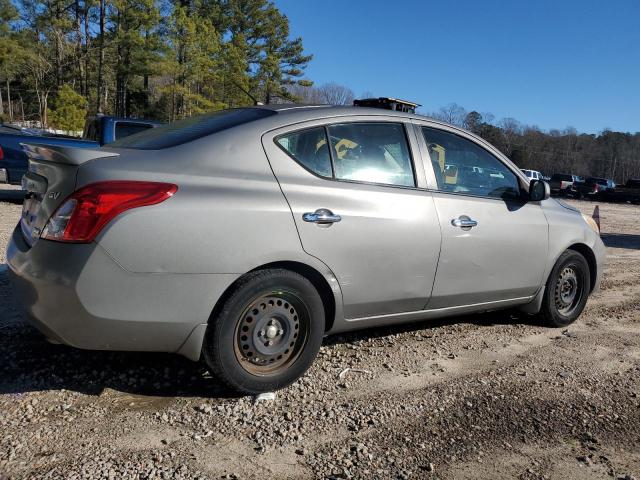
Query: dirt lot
xmin=0 ymin=186 xmax=638 ymax=480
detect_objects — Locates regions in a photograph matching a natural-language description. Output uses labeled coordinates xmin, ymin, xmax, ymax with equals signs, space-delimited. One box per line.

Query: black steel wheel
xmin=234 ymin=293 xmax=307 ymax=375
xmin=203 ymin=269 xmax=325 ymax=394
xmin=539 ymin=250 xmax=590 ymax=327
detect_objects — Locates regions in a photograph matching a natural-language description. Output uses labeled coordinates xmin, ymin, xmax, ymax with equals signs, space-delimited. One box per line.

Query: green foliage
xmin=0 ymin=0 xmax=313 ymax=124
xmin=48 ymin=84 xmax=87 ymax=132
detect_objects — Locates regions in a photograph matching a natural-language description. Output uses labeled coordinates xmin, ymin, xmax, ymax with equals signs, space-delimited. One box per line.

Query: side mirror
xmin=529 ymin=179 xmax=550 ymax=202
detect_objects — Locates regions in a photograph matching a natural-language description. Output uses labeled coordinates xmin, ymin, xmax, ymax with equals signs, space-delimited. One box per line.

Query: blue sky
xmin=275 ymin=0 xmax=640 ymax=134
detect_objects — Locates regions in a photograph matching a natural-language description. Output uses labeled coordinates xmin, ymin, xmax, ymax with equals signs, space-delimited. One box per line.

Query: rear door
xmin=415 ymin=123 xmax=548 ymax=309
xmin=263 ymin=117 xmax=441 ymax=319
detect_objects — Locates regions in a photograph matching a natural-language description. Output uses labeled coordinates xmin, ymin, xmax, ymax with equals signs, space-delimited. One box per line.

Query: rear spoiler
xmin=21 ymin=143 xmax=119 ymax=166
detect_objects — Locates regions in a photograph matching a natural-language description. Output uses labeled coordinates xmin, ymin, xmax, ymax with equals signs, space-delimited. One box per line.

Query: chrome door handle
xmin=303 ymin=209 xmax=341 ymax=224
xmin=451 ymin=216 xmax=478 ymax=229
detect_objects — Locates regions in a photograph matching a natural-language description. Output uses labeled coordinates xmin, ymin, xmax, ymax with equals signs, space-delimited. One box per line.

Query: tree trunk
xmin=6 ymin=79 xmax=12 ymax=122
xmin=83 ymin=0 xmax=91 ymax=98
xmin=42 ymin=92 xmax=48 ymax=128
xmin=75 ymin=0 xmax=84 ymax=94
xmin=114 ymin=10 xmax=125 ymax=116
xmin=0 ymin=85 xmax=3 ymax=117
xmin=19 ymin=94 xmax=25 ymax=122
xmin=96 ymin=0 xmax=106 ymax=113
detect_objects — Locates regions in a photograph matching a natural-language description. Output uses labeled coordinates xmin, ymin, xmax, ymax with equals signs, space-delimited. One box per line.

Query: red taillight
xmin=42 ymin=181 xmax=178 ymax=243
xmin=0 ymin=146 xmax=4 ymax=160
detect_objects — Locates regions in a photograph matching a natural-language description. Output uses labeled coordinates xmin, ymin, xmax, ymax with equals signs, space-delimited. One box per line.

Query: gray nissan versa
xmin=7 ymin=105 xmax=605 ymax=394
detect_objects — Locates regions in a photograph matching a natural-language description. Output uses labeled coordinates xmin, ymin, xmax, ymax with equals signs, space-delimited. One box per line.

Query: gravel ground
xmin=0 ymin=186 xmax=638 ymax=480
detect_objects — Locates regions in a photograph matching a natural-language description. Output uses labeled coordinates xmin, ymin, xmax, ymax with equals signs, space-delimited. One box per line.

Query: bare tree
xmin=24 ymin=51 xmax=53 ymax=127
xmin=431 ymin=103 xmax=467 ymax=127
xmin=289 ymin=82 xmax=354 ymax=105
xmin=317 ymin=82 xmax=354 ymax=105
xmin=288 ymin=84 xmax=323 ymax=103
xmin=499 ymin=117 xmax=521 ymax=157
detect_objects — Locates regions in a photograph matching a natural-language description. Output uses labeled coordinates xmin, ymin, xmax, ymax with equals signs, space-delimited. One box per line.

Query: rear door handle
xmin=451 ymin=216 xmax=478 ymax=229
xmin=303 ymin=208 xmax=341 ymax=224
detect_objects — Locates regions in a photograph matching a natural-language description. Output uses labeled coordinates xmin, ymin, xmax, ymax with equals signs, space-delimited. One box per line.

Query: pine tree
xmin=48 ymin=83 xmax=87 ymax=132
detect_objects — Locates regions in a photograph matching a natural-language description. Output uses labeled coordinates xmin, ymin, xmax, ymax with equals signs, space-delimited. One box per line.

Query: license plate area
xmin=20 ymin=195 xmax=43 ymax=246
xmin=20 ymin=172 xmax=48 ymax=246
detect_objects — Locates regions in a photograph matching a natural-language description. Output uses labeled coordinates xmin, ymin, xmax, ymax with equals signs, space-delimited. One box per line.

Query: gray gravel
xmin=1 ymin=187 xmax=639 ymax=479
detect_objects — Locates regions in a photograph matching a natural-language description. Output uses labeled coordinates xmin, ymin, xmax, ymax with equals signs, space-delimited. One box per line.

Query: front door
xmin=418 ymin=125 xmax=548 ymax=309
xmin=263 ymin=119 xmax=441 ymax=319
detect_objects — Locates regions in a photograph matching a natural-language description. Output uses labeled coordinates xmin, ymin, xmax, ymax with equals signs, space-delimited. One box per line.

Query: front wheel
xmin=538 ymin=250 xmax=591 ymax=327
xmin=202 ymin=269 xmax=325 ymax=394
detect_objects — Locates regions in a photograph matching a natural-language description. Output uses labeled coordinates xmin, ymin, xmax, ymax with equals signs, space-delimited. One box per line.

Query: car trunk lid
xmin=19 ymin=143 xmax=119 ymax=246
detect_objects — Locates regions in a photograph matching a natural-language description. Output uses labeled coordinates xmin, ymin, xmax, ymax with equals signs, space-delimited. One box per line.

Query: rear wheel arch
xmin=566 ymin=243 xmax=597 ymax=293
xmin=208 ymin=261 xmax=337 ymax=333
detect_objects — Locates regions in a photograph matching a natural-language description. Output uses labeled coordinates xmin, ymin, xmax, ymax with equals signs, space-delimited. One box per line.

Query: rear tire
xmin=202 ymin=269 xmax=325 ymax=394
xmin=538 ymin=250 xmax=590 ymax=327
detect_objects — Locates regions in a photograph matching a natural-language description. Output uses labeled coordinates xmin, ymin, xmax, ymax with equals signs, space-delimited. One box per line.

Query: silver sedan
xmin=7 ymin=105 xmax=605 ymax=394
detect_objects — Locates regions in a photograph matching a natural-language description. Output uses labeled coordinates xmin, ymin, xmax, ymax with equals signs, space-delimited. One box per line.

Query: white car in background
xmin=521 ymin=169 xmax=544 ymax=181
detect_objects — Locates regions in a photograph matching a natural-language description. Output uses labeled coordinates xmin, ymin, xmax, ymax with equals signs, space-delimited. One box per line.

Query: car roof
xmin=253 ymin=104 xmax=440 ymax=123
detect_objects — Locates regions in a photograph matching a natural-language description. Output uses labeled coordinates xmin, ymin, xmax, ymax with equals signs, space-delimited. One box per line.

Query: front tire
xmin=538 ymin=250 xmax=590 ymax=327
xmin=203 ymin=269 xmax=325 ymax=394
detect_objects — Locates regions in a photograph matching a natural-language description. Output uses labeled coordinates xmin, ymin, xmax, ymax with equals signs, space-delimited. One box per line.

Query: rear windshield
xmin=114 ymin=122 xmax=154 ymax=140
xmin=109 ymin=108 xmax=276 ymax=150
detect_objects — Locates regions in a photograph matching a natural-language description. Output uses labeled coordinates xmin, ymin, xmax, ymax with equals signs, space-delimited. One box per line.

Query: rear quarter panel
xmin=82 ymin=129 xmax=317 ymax=276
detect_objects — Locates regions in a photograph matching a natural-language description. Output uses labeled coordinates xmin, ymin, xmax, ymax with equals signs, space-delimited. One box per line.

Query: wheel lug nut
xmin=259 ymin=330 xmax=265 ymax=336
xmin=277 ymin=329 xmax=283 ymax=335
xmin=265 ymin=341 xmax=272 ymax=347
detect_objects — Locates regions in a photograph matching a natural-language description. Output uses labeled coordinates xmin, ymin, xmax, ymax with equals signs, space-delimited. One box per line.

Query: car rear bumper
xmin=6 ymin=225 xmax=238 ymax=360
xmin=0 ymin=168 xmax=7 ymax=183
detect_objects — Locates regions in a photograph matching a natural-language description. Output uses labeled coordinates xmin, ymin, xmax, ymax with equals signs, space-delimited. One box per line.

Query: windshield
xmin=109 ymin=108 xmax=276 ymax=150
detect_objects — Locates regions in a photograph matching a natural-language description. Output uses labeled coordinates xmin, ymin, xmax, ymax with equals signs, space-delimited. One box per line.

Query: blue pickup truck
xmin=0 ymin=116 xmax=161 ymax=185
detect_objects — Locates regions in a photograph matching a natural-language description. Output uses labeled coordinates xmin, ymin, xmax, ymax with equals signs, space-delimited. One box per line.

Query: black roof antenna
xmin=231 ymin=81 xmax=264 ymax=106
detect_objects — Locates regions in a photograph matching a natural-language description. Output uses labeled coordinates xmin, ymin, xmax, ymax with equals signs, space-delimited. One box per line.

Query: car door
xmin=262 ymin=118 xmax=441 ymax=319
xmin=415 ymin=123 xmax=548 ymax=309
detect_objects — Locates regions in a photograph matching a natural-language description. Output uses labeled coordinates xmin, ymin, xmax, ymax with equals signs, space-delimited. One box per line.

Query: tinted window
xmin=422 ymin=127 xmax=521 ymax=200
xmin=551 ymin=174 xmax=572 ymax=181
xmin=114 ymin=122 xmax=153 ymax=140
xmin=327 ymin=123 xmax=415 ymax=187
xmin=110 ymin=108 xmax=276 ymax=149
xmin=276 ymin=128 xmax=332 ymax=177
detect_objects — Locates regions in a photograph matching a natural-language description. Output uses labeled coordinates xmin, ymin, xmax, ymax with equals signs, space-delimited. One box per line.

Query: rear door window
xmin=327 ymin=122 xmax=415 ymax=187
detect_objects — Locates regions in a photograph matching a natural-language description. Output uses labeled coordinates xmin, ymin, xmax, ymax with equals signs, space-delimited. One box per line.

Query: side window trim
xmin=275 ymin=121 xmax=419 ymax=190
xmin=323 ymin=125 xmax=336 ymax=178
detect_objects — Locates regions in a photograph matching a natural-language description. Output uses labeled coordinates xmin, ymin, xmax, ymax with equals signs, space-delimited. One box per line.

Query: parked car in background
xmin=0 ymin=116 xmax=161 ymax=185
xmin=7 ymin=105 xmax=605 ymax=394
xmin=574 ymin=177 xmax=616 ymax=199
xmin=549 ymin=173 xmax=583 ymax=197
xmin=83 ymin=115 xmax=163 ymax=144
xmin=587 ymin=177 xmax=615 ymax=191
xmin=521 ymin=169 xmax=544 ymax=181
xmin=603 ymin=178 xmax=640 ymax=204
